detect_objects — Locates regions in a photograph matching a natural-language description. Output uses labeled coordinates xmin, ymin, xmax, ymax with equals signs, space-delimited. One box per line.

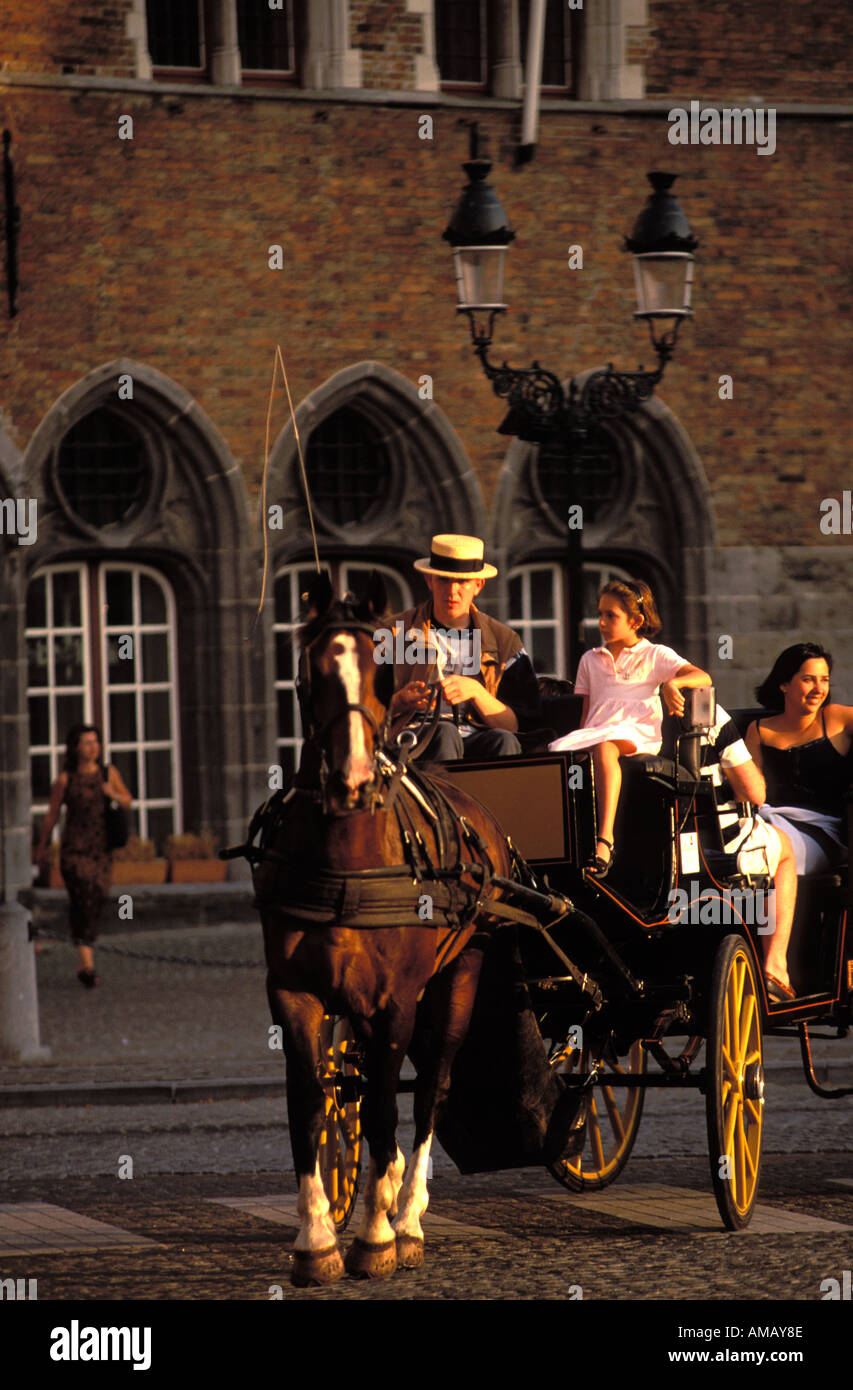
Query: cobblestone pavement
xmin=1 ymin=1078 xmax=852 ymax=1179
xmin=5 ymin=923 xmax=851 ymax=1093
xmin=2 ymin=923 xmax=850 ymax=1336
xmin=1 ymin=1156 xmax=850 ymax=1304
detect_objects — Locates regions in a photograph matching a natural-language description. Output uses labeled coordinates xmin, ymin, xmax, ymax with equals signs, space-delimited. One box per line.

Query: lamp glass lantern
xmin=632 ymin=251 xmax=694 ymax=320
xmin=451 ymin=244 xmax=508 ymax=338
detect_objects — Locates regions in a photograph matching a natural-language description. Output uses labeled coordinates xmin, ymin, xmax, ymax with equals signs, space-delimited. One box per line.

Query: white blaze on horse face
xmin=295 ymin=1159 xmax=338 ymax=1251
xmin=392 ymin=1134 xmax=433 ymax=1242
xmin=331 ymin=633 xmax=373 ymax=790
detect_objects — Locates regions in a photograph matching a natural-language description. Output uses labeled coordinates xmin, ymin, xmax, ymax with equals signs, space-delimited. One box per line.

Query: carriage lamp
xmin=442 ymin=135 xmax=698 ymax=672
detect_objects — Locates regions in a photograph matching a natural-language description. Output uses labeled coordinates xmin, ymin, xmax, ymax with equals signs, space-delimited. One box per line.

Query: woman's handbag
xmin=105 ymin=797 xmax=129 ymax=851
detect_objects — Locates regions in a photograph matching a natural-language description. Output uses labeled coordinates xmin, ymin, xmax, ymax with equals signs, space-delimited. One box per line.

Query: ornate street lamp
xmin=442 ymin=135 xmax=698 ymax=673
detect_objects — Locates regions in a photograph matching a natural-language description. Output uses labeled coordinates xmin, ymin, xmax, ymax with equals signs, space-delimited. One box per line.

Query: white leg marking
xmin=295 ymin=1159 xmax=338 ymax=1251
xmin=387 ymin=1146 xmax=406 ymax=1218
xmin=354 ymin=1157 xmax=397 ymax=1246
xmin=332 ymin=634 xmax=372 ymax=790
xmin=392 ymin=1135 xmax=434 ymax=1241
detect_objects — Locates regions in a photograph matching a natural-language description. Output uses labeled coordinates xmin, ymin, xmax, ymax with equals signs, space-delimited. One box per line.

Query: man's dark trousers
xmin=426 ymin=722 xmax=521 ymax=760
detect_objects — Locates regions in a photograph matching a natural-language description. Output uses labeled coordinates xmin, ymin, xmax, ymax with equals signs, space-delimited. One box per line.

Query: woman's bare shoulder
xmin=824 ymin=702 xmax=853 ymax=729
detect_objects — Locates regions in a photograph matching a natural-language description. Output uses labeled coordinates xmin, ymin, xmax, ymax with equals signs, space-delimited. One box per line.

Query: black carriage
xmin=312 ymin=688 xmax=853 ymax=1233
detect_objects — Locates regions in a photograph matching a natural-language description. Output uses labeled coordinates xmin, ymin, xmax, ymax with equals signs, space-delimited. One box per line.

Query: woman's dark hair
xmin=599 ymin=578 xmax=662 ymax=639
xmin=64 ymin=724 xmax=105 ymax=774
xmin=755 ymin=643 xmax=833 ymax=712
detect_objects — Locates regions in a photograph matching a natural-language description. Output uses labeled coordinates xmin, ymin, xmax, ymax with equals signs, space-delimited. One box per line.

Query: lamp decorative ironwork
xmin=442 ymin=129 xmax=698 ymax=670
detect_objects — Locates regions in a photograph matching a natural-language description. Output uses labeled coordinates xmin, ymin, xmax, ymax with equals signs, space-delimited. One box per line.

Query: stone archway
xmin=267 ymin=359 xmax=487 ymax=571
xmin=19 ymin=360 xmax=267 ymax=855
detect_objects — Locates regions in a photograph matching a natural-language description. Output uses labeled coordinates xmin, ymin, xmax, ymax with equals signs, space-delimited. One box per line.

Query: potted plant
xmin=165 ymin=831 xmax=227 ymax=883
xmin=111 ymin=835 xmax=168 ymax=885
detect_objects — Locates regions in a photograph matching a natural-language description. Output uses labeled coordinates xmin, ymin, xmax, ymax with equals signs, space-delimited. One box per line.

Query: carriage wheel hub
xmin=743 ymin=1061 xmax=764 ymax=1102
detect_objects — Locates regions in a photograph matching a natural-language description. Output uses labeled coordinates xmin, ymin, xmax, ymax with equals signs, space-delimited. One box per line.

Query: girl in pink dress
xmin=549 ymin=580 xmax=711 ymax=876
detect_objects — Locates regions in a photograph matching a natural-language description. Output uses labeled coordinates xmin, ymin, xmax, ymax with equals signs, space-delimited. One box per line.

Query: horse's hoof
xmin=344 ymin=1237 xmax=397 ymax=1280
xmin=291 ymin=1244 xmax=345 ymax=1287
xmin=395 ymin=1233 xmax=424 ymax=1269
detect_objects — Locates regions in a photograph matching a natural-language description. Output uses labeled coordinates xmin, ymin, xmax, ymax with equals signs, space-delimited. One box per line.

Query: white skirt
xmin=548 ymin=720 xmax=659 ymax=757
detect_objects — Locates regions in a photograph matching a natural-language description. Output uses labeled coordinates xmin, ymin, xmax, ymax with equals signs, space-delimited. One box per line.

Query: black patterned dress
xmin=60 ymin=769 xmax=111 ymax=945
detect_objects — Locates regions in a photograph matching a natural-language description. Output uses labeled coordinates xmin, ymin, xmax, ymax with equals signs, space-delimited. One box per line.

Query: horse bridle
xmin=298 ymin=617 xmax=442 ymax=810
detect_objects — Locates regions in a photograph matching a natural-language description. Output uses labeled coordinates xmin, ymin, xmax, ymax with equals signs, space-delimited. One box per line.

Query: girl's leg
xmin=591 ymin=741 xmax=623 ymax=866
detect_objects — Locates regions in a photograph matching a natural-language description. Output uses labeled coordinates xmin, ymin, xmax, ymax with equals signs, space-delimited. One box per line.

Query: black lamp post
xmin=443 ymin=132 xmax=697 ymax=675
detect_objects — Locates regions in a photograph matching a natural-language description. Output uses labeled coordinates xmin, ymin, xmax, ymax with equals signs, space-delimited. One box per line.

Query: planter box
xmin=110 ymin=859 xmax=168 ymax=885
xmin=168 ymin=859 xmax=228 ymax=884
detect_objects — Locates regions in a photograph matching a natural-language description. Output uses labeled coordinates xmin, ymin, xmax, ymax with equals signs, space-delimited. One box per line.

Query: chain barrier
xmin=35 ymin=929 xmax=265 ymax=970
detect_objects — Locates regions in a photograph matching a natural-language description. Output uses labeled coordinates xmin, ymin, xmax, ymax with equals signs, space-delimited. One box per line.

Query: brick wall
xmin=350 ymin=0 xmax=423 ymax=90
xmin=642 ymin=0 xmax=852 ymax=102
xmin=0 ymin=88 xmax=847 ymax=550
xmin=0 ymin=1 xmax=136 ymax=79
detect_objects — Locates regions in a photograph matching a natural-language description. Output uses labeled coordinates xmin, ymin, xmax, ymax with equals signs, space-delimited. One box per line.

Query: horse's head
xmin=299 ymin=570 xmax=394 ymax=811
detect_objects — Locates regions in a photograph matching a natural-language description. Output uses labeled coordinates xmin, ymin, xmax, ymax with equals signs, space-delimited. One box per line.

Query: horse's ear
xmin=304 ymin=570 xmax=334 ymax=618
xmin=355 ymin=570 xmax=388 ymax=623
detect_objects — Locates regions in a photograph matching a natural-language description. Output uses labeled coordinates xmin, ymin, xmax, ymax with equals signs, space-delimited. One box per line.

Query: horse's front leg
xmin=268 ymin=981 xmax=345 ymax=1287
xmin=394 ymin=946 xmax=484 ymax=1269
xmin=344 ymin=1005 xmax=413 ymax=1280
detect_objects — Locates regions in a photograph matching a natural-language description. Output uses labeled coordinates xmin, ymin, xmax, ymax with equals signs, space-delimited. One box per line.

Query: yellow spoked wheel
xmin=317 ymin=1015 xmax=362 ymax=1231
xmin=547 ymin=1039 xmax=646 ymax=1192
xmin=705 ymin=936 xmax=764 ymax=1230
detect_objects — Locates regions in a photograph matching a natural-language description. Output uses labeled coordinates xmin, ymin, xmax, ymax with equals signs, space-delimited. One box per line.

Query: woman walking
xmin=35 ymin=725 xmax=132 ymax=987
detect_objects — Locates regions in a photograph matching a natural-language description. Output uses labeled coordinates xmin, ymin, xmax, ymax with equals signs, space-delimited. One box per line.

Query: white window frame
xmin=99 ymin=562 xmax=182 ymax=843
xmin=507 ymin=562 xmax=566 ymax=679
xmin=28 ymin=564 xmax=93 ymax=823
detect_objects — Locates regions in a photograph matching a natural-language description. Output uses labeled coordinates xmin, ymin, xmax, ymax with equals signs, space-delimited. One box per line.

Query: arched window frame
xmin=27 ymin=561 xmax=182 ymax=849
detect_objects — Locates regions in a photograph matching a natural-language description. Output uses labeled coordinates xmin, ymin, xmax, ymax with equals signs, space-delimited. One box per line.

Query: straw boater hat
xmin=414 ymin=534 xmax=498 ymax=581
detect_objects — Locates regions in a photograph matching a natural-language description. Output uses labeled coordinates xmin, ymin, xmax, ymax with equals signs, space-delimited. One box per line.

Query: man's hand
xmin=390 ymin=680 xmax=433 ymax=717
xmin=661 ymin=680 xmax=685 ymax=717
xmin=440 ymin=675 xmax=483 ymax=707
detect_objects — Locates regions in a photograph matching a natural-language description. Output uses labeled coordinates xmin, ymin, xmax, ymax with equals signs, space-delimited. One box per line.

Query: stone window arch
xmin=268 ymin=359 xmax=486 ymax=574
xmin=21 ymin=359 xmax=261 ymax=857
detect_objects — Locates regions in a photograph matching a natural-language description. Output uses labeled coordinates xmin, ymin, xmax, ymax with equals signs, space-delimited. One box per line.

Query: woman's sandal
xmin=77 ymin=969 xmax=100 ymax=989
xmin=765 ymin=972 xmax=795 ymax=1003
xmin=587 ymin=837 xmax=615 ymax=878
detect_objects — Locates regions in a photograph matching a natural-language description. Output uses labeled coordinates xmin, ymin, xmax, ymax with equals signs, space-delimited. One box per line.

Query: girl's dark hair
xmin=755 ymin=643 xmax=833 ymax=712
xmin=599 ymin=579 xmax=662 ymax=639
xmin=64 ymin=724 xmax=105 ymax=775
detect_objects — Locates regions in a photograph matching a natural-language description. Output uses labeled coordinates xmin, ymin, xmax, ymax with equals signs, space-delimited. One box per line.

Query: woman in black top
xmin=745 ymin=644 xmax=853 ymax=877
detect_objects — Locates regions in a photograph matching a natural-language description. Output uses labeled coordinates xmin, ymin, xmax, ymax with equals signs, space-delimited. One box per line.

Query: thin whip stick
xmin=251 ymin=345 xmax=321 ymax=638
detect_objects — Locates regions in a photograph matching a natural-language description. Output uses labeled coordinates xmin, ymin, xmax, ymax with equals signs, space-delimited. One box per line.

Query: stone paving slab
xmin=208 ymin=1193 xmax=501 ymax=1239
xmin=523 ymin=1182 xmax=853 ymax=1234
xmin=0 ymin=1202 xmax=160 ymax=1255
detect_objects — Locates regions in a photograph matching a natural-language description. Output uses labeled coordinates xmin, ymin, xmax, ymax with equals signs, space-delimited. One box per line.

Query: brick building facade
xmin=0 ymin=2 xmax=849 ymax=1054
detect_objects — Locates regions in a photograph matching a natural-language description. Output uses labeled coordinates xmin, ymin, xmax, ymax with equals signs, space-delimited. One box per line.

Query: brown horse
xmin=253 ymin=571 xmax=516 ymax=1284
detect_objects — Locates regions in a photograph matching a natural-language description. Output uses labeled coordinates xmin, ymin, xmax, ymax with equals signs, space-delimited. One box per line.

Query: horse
xmin=252 ymin=570 xmax=520 ymax=1285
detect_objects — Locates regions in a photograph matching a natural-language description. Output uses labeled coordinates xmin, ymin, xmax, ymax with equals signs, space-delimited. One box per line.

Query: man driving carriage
xmin=388 ymin=534 xmax=541 ymax=760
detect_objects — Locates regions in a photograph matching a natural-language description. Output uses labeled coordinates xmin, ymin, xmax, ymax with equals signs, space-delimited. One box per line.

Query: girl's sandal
xmin=587 ymin=837 xmax=615 ymax=878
